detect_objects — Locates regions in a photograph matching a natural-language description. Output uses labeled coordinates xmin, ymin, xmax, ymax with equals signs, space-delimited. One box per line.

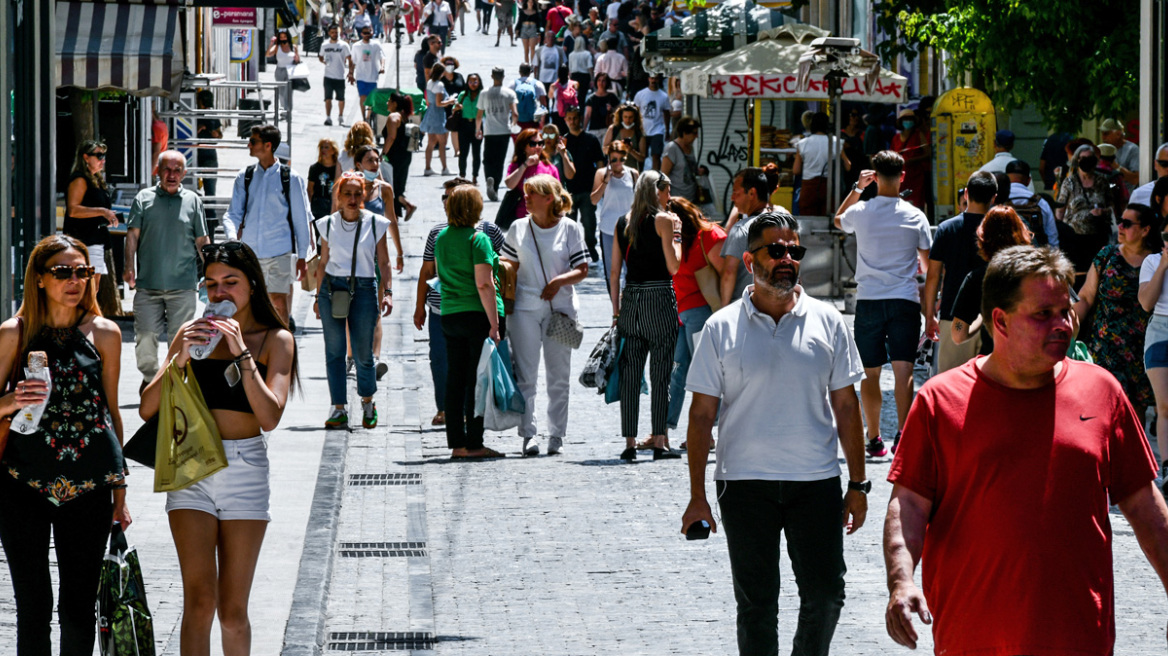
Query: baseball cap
xmin=995 ymin=129 xmax=1015 ymax=149
xmin=1098 ymin=143 xmax=1118 ymax=157
xmin=1100 ymin=118 xmax=1124 ymax=133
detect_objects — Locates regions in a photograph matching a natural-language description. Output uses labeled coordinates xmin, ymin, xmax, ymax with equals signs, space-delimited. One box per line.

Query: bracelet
xmin=234 ymin=349 xmax=253 ymax=364
xmin=384 ymin=287 xmax=393 ymax=296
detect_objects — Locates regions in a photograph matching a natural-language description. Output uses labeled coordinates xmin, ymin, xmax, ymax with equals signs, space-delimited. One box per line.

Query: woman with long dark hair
xmin=440 ymin=56 xmax=467 ymax=158
xmin=517 ymin=0 xmax=542 ymax=64
xmin=382 ymin=92 xmax=419 ymax=221
xmin=141 ymin=241 xmax=298 ymax=656
xmin=64 ymin=140 xmax=119 ymax=291
xmin=602 ymin=104 xmax=648 ymax=171
xmin=0 ymin=235 xmax=128 ymax=655
xmin=504 ymin=127 xmax=561 ymax=226
xmin=590 ymin=140 xmax=639 ymax=288
xmin=1058 ymin=143 xmax=1119 ymax=279
xmin=456 ymin=73 xmax=485 ymax=183
xmin=608 ymin=171 xmax=682 ymax=461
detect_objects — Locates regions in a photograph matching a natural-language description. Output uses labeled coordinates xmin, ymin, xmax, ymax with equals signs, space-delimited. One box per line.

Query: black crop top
xmin=616 ymin=213 xmax=672 ymax=283
xmin=190 ymin=359 xmax=270 ymax=414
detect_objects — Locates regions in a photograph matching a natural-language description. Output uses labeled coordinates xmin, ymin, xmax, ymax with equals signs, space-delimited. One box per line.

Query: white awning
xmin=680 ymin=37 xmax=908 ymax=104
xmin=56 ymin=0 xmax=184 ymax=97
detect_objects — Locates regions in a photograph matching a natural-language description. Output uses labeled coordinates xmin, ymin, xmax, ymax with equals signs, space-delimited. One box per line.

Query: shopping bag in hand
xmin=98 ymin=524 xmax=156 ymax=656
xmin=474 ymin=338 xmax=524 ymax=431
xmin=154 ymin=360 xmax=228 ymax=492
xmin=604 ymin=338 xmax=649 ymax=405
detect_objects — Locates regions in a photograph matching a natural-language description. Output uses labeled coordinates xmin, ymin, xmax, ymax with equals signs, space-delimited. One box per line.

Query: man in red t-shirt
xmin=544 ymin=0 xmax=572 ymax=40
xmin=884 ymin=246 xmax=1168 ymax=654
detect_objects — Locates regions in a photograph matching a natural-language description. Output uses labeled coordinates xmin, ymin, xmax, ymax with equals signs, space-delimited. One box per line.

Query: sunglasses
xmin=1158 ymin=159 xmax=1168 ymax=168
xmin=201 ymin=242 xmax=246 ymax=257
xmin=1118 ymin=218 xmax=1138 ymax=229
xmin=609 ymin=157 xmax=624 ymax=163
xmin=87 ymin=151 xmax=107 ymax=160
xmin=46 ymin=265 xmax=95 ymax=281
xmin=526 ymin=140 xmax=541 ymax=148
xmin=750 ymin=242 xmax=807 ymax=261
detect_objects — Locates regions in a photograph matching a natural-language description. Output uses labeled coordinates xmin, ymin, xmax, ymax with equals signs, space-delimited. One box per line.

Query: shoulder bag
xmin=530 ymin=223 xmax=584 ymax=349
xmin=692 ymin=231 xmax=722 ymax=311
xmin=329 ymin=214 xmax=364 ymax=319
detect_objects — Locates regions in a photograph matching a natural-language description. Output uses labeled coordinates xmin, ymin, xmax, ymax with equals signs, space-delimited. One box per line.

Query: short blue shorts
xmin=356 ymin=80 xmax=378 ymax=98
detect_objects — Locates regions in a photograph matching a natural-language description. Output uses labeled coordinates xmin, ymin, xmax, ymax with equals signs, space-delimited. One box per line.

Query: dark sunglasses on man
xmin=751 ymin=242 xmax=807 ymax=261
xmin=1157 ymin=159 xmax=1168 ymax=169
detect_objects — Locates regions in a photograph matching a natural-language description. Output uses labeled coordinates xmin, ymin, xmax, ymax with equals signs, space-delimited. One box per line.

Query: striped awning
xmin=56 ymin=0 xmax=184 ymax=97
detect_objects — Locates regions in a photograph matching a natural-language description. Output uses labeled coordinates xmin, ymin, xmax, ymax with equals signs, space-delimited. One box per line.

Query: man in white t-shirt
xmin=420 ymin=0 xmax=453 ymax=51
xmin=476 ymin=67 xmax=519 ymax=201
xmin=834 ymin=150 xmax=932 ymax=457
xmin=682 ymin=211 xmax=868 ymax=656
xmin=1129 ymin=142 xmax=1168 ymax=207
xmin=536 ymin=32 xmax=565 ymax=86
xmin=347 ymin=26 xmax=385 ymax=123
xmin=319 ymin=24 xmax=352 ymax=126
xmin=633 ymin=74 xmax=670 ymax=170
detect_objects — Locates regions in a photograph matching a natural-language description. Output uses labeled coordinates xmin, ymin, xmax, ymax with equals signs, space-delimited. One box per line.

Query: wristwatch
xmin=847 ymin=480 xmax=872 ymax=494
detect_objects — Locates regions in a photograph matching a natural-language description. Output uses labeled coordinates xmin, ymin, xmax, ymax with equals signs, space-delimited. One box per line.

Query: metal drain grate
xmin=327 ymin=631 xmax=435 ymax=651
xmin=347 ymin=473 xmax=421 ymax=486
xmin=338 ymin=542 xmax=427 ymax=558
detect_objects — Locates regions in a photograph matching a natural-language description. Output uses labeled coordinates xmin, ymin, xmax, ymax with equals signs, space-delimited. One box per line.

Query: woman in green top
xmin=435 ymin=185 xmax=506 ymax=458
xmin=456 ymin=73 xmax=485 ymax=184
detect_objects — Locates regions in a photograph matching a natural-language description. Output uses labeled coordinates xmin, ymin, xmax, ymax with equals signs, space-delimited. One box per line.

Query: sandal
xmin=635 ymin=437 xmax=655 ymax=451
xmin=431 ymin=411 xmax=446 ymax=426
xmin=461 ymin=447 xmax=506 ymax=459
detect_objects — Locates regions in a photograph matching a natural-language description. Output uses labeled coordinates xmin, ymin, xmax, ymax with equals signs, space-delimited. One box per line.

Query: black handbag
xmin=292 ymin=77 xmax=311 ymax=92
xmin=495 ymin=187 xmax=523 ymax=231
xmin=122 ymin=415 xmax=159 ymax=469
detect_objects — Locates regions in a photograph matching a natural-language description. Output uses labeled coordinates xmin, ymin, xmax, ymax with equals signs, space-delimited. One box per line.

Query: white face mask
xmin=621 ymin=121 xmax=635 ymax=130
xmin=361 ymin=169 xmax=378 ymax=181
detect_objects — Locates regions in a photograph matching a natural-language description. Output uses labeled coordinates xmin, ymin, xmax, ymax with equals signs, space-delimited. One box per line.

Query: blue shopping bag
xmin=491 ymin=338 xmax=525 ymax=414
xmin=604 ymin=338 xmax=649 ymax=405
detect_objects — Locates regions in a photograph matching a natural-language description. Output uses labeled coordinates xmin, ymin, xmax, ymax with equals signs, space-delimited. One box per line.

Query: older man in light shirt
xmin=221 ymin=124 xmax=313 ymax=325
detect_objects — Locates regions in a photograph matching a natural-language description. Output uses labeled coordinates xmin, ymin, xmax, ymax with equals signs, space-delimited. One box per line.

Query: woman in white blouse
xmin=500 ymin=174 xmax=589 ymax=456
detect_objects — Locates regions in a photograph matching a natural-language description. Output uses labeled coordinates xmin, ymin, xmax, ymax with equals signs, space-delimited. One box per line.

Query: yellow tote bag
xmin=153 ymin=360 xmax=228 ymax=492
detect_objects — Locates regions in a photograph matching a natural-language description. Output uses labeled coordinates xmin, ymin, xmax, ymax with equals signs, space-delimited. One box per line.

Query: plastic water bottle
xmin=11 ymin=351 xmax=51 ymax=435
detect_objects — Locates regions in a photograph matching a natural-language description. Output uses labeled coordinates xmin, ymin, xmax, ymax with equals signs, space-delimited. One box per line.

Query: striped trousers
xmin=616 ymin=281 xmax=679 ymax=437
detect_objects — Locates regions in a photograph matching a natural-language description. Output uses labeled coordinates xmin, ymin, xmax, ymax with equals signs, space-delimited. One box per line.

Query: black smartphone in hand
xmin=686 ymin=520 xmax=710 ymax=541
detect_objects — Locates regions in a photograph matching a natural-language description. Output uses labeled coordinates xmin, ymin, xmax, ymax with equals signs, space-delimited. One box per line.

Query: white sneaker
xmin=424 ymin=169 xmax=436 ymax=177
xmin=522 ymin=437 xmax=540 ymax=457
xmin=486 ymin=177 xmax=497 ymax=201
xmin=547 ymin=436 xmax=563 ymax=455
xmin=339 ymin=117 xmax=347 ymax=127
xmin=441 ymin=167 xmax=452 ymax=176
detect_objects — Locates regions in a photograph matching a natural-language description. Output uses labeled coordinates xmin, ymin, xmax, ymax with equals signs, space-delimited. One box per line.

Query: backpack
xmin=556 ymin=82 xmax=578 ymax=113
xmin=241 ymin=163 xmax=298 ymax=253
xmin=1004 ymin=194 xmax=1047 ymax=246
xmin=514 ymin=77 xmax=538 ymax=122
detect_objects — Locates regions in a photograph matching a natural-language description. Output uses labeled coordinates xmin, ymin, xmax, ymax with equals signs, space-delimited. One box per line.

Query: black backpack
xmin=1004 ymin=194 xmax=1048 ymax=246
xmin=239 ymin=163 xmax=298 ymax=253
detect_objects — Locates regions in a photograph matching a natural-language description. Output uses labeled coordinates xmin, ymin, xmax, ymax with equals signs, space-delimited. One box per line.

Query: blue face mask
xmin=362 ymin=169 xmax=378 ymax=181
xmin=900 ymin=119 xmax=915 ymax=130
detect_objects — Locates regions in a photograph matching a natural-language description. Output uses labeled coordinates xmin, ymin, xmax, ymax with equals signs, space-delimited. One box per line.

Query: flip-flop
xmin=635 ymin=437 xmax=655 ymax=450
xmin=431 ymin=412 xmax=446 ymax=426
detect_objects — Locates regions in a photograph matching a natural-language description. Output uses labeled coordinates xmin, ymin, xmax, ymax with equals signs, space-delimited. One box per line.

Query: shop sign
xmin=707 ymin=73 xmax=906 ymax=102
xmin=212 ymin=7 xmax=258 ymax=28
xmin=657 ymin=36 xmax=729 ymax=54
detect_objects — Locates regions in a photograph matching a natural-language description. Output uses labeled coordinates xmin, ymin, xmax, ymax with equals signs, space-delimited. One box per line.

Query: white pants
xmin=509 ymin=305 xmax=572 ymax=439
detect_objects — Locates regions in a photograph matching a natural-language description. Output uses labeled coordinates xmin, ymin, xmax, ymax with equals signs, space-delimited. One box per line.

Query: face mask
xmin=362 ymin=169 xmax=378 ymax=181
xmin=621 ymin=121 xmax=635 ymax=130
xmin=1079 ymin=157 xmax=1098 ymax=172
xmin=900 ymin=120 xmax=915 ymax=130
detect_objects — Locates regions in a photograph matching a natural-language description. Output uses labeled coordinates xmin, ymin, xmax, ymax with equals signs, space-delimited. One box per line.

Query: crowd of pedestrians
xmin=6 ymin=0 xmax=1168 ymax=654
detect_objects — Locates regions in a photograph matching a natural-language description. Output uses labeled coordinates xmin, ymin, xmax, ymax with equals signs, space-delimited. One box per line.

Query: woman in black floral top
xmin=0 ymin=234 xmax=128 ymax=654
xmin=1057 ymin=144 xmax=1122 ymax=278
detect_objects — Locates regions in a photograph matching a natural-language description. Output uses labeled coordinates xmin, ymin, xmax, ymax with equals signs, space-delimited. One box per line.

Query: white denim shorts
xmin=165 ymin=436 xmax=271 ymax=521
xmin=87 ymin=244 xmax=109 ymax=275
xmin=258 ymin=253 xmax=295 ymax=292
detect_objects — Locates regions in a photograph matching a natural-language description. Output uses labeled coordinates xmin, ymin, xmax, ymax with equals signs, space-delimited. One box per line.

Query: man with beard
xmin=681 ymin=212 xmax=869 ymax=656
xmin=834 ymin=151 xmax=932 ymax=457
xmin=884 ymin=246 xmax=1168 ymax=652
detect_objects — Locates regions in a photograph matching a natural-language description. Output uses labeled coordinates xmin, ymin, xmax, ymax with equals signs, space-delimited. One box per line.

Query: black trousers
xmin=442 ymin=310 xmax=506 ymax=450
xmin=0 ymin=475 xmax=114 ymax=656
xmin=717 ymin=477 xmax=846 ymax=656
xmin=457 ymin=122 xmax=483 ymax=179
xmin=387 ymin=150 xmax=413 ymax=218
xmin=483 ymin=134 xmax=512 ymax=192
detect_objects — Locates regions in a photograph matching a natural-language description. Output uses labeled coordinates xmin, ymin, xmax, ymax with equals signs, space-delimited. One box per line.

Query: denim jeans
xmin=667 ymin=304 xmax=713 ymax=429
xmin=571 ymin=191 xmax=599 ymax=260
xmin=428 ymin=309 xmax=448 ymax=412
xmin=317 ymin=275 xmax=379 ymax=406
xmin=133 ymin=288 xmax=197 ymax=381
xmin=717 ymin=477 xmax=846 ymax=656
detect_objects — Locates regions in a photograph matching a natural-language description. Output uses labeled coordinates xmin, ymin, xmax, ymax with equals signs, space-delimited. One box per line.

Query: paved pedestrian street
xmin=2 ymin=21 xmax=1166 ymax=656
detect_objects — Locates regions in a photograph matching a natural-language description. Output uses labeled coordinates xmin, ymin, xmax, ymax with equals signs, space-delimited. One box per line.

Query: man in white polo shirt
xmin=682 ymin=212 xmax=869 ymax=656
